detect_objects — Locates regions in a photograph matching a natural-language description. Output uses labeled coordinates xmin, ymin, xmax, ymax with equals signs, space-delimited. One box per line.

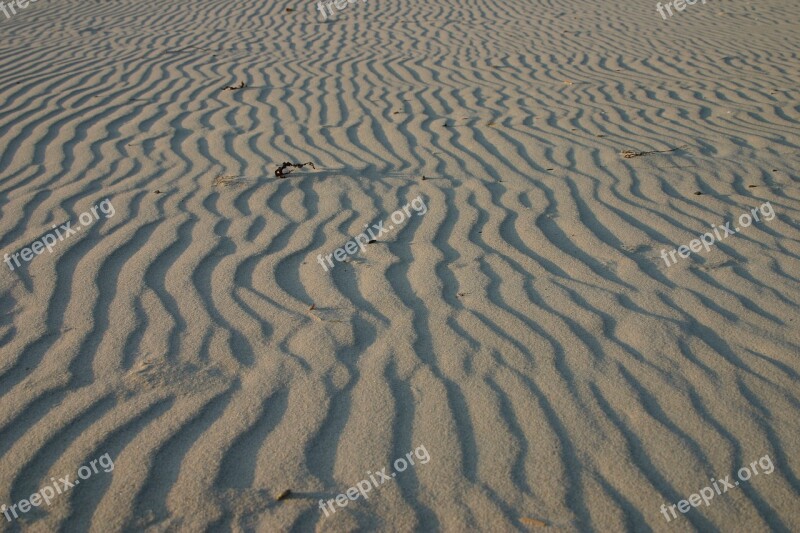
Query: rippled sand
xmin=0 ymin=0 xmax=798 ymax=531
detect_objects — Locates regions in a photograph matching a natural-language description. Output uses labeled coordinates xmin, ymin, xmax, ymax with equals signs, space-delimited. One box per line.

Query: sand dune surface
xmin=0 ymin=0 xmax=799 ymax=531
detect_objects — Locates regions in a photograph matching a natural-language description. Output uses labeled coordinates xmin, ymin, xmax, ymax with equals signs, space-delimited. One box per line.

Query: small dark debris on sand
xmin=275 ymin=161 xmax=315 ymax=178
xmin=620 ymin=145 xmax=686 ymax=159
xmin=520 ymin=517 xmax=547 ymax=527
xmin=222 ymin=81 xmax=247 ymax=91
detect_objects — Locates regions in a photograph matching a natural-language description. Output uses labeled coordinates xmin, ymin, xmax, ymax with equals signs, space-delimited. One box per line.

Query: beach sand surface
xmin=0 ymin=0 xmax=798 ymax=531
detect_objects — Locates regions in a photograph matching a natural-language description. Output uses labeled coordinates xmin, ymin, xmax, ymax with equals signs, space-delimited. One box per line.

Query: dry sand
xmin=0 ymin=0 xmax=798 ymax=531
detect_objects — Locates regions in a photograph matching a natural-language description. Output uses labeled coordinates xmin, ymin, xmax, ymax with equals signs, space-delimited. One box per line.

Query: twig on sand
xmin=621 ymin=145 xmax=687 ymax=159
xmin=275 ymin=161 xmax=316 ymax=178
xmin=520 ymin=517 xmax=547 ymax=527
xmin=221 ymin=81 xmax=247 ymax=91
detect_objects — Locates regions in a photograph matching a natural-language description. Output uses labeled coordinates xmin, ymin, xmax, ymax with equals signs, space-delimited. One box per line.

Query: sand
xmin=0 ymin=0 xmax=798 ymax=530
